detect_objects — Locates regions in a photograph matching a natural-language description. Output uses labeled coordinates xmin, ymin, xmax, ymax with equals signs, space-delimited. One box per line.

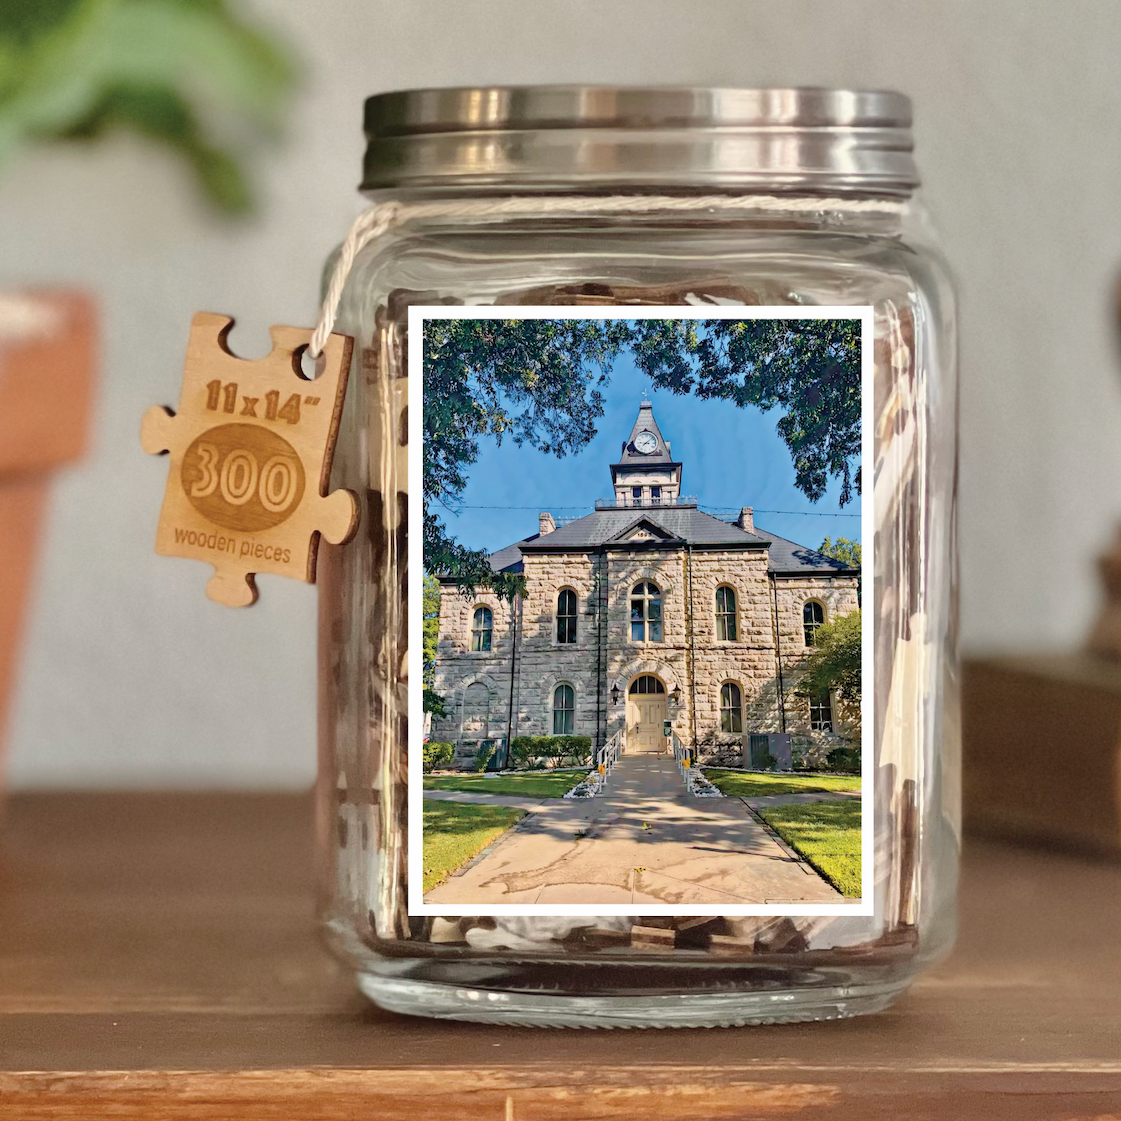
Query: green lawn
xmin=758 ymin=800 xmax=862 ymax=898
xmin=422 ymin=802 xmax=526 ymax=892
xmin=703 ymin=769 xmax=861 ymax=798
xmin=422 ymin=770 xmax=587 ymax=799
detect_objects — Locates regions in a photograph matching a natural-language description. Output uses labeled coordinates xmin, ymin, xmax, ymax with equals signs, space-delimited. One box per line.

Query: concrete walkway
xmin=424 ymin=754 xmax=843 ymax=907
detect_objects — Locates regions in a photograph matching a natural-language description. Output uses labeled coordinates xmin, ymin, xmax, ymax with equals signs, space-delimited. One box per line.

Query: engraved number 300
xmin=189 ymin=443 xmax=300 ymax=513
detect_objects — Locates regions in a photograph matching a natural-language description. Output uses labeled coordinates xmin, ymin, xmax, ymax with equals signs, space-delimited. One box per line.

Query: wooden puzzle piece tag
xmin=141 ymin=312 xmax=358 ymax=606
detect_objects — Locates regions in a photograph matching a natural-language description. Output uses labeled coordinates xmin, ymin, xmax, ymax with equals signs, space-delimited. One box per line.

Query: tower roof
xmin=612 ymin=402 xmax=675 ymax=468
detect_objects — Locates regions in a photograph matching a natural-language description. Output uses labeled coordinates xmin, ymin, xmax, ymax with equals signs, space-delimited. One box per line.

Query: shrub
xmin=826 ymin=746 xmax=861 ymax=774
xmin=422 ymin=741 xmax=454 ymax=773
xmin=473 ymin=740 xmax=496 ymax=772
xmin=509 ymin=736 xmax=539 ymax=769
xmin=510 ymin=734 xmax=593 ymax=769
xmin=756 ymin=750 xmax=778 ymax=772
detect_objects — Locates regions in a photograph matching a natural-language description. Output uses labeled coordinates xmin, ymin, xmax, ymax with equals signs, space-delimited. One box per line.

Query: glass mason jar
xmin=316 ymin=86 xmax=959 ymax=1027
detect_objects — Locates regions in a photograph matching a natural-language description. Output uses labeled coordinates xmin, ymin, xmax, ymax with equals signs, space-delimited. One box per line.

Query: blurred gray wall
xmin=4 ymin=0 xmax=1121 ymax=787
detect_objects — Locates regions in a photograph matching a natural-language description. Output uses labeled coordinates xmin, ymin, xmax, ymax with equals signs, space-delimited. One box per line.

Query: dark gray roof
xmin=488 ymin=514 xmax=859 ymax=578
xmin=488 ymin=541 xmax=527 ymax=574
xmin=755 ymin=525 xmax=860 ymax=576
xmin=519 ymin=507 xmax=769 ymax=550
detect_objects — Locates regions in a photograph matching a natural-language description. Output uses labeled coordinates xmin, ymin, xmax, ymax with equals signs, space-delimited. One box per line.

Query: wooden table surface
xmin=1 ymin=791 xmax=1120 ymax=1119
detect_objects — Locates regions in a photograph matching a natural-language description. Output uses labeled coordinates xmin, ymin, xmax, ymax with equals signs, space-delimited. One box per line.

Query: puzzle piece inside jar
xmin=141 ymin=312 xmax=358 ymax=606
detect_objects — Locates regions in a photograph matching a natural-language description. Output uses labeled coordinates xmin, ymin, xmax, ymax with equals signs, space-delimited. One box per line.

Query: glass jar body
xmin=316 ymin=197 xmax=959 ymax=1027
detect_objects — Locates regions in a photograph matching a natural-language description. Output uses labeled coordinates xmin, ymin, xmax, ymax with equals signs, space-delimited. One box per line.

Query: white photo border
xmin=408 ymin=305 xmax=875 ymax=918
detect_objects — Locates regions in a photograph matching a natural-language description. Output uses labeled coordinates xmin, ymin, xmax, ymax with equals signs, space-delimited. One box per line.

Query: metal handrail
xmin=597 ymin=729 xmax=622 ymax=776
xmin=672 ymin=731 xmax=692 ymax=781
xmin=594 ymin=496 xmax=699 ymax=510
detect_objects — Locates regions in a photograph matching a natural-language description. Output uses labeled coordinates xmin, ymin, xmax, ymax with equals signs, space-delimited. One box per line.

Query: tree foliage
xmin=422 ymin=573 xmax=446 ymax=716
xmin=629 ymin=319 xmax=862 ymax=505
xmin=423 ymin=318 xmax=862 ymax=595
xmin=423 ymin=318 xmax=632 ymax=597
xmin=819 ymin=536 xmax=862 ymax=605
xmin=422 ymin=574 xmax=440 ymax=686
xmin=801 ymin=609 xmax=862 ymax=704
xmin=818 ymin=536 xmax=861 ymax=568
xmin=0 ymin=0 xmax=296 ymax=214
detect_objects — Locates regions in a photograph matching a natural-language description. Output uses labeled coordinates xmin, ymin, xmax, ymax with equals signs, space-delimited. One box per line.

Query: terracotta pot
xmin=0 ymin=291 xmax=97 ymax=770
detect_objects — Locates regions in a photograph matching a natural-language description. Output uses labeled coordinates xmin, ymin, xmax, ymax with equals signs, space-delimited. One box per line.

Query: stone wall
xmin=772 ymin=575 xmax=860 ymax=741
xmin=511 ymin=552 xmax=602 ymax=740
xmin=684 ymin=549 xmax=777 ymax=748
xmin=430 ymin=545 xmax=861 ymax=762
xmin=429 ymin=587 xmax=516 ymax=758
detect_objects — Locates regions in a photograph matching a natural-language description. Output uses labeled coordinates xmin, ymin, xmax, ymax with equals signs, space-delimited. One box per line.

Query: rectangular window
xmin=632 ymin=486 xmax=642 ymax=503
xmin=809 ymin=693 xmax=834 ymax=732
xmin=651 ymin=486 xmax=661 ymax=504
xmin=553 ymin=707 xmax=574 ymax=734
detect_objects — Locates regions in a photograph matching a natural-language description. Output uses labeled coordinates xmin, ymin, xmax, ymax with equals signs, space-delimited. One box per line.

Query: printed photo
xmin=409 ymin=307 xmax=872 ymax=915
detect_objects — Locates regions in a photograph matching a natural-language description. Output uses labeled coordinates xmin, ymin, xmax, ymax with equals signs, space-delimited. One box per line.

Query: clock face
xmin=633 ymin=431 xmax=658 ymax=454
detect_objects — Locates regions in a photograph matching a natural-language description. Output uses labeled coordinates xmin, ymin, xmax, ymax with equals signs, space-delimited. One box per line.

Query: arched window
xmin=809 ymin=691 xmax=834 ymax=732
xmin=471 ymin=606 xmax=493 ymax=651
xmin=803 ymin=600 xmax=825 ymax=646
xmin=630 ymin=581 xmax=663 ymax=642
xmin=556 ymin=589 xmax=577 ymax=644
xmin=553 ymin=683 xmax=575 ymax=734
xmin=628 ymin=675 xmax=666 ymax=694
xmin=720 ymin=682 xmax=743 ymax=733
xmin=716 ymin=586 xmax=737 ymax=641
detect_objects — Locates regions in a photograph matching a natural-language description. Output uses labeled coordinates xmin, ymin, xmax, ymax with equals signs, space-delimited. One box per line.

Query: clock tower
xmin=610 ymin=401 xmax=683 ymax=507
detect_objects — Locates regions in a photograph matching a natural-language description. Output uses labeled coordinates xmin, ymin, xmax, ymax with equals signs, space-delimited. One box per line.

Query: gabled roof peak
xmin=613 ymin=402 xmax=674 ymax=467
xmin=604 ymin=515 xmax=683 ymax=545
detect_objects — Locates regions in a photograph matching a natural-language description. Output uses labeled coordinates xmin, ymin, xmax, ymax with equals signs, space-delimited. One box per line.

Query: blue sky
xmin=435 ymin=349 xmax=862 ymax=554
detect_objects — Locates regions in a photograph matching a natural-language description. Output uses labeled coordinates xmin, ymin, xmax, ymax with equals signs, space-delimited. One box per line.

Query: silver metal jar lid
xmin=361 ymin=86 xmax=918 ymax=195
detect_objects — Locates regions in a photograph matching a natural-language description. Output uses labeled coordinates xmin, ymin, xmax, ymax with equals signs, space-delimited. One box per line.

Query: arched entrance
xmin=626 ymin=674 xmax=668 ymax=753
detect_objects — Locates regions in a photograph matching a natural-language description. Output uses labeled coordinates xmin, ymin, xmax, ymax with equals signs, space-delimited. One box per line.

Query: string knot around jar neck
xmin=307 ymin=192 xmax=905 ymax=359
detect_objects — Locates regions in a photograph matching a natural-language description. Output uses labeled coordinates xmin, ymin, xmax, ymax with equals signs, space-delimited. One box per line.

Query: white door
xmin=626 ymin=693 xmax=668 ymax=753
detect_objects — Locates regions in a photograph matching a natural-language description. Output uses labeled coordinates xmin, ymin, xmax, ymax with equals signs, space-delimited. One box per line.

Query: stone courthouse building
xmin=430 ymin=403 xmax=860 ymax=765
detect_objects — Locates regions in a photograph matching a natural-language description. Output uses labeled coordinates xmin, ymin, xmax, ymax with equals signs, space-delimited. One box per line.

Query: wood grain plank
xmin=3 ymin=1068 xmax=1121 ymax=1121
xmin=1 ymin=770 xmax=1121 ymax=1116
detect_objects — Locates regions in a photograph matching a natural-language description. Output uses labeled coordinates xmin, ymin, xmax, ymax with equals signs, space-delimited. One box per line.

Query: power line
xmin=702 ymin=506 xmax=861 ymax=518
xmin=445 ymin=502 xmax=860 ymax=517
xmin=446 ymin=504 xmax=594 ymax=510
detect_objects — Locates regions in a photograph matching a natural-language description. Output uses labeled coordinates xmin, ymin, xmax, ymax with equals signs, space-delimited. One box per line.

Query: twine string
xmin=307 ymin=192 xmax=904 ymax=358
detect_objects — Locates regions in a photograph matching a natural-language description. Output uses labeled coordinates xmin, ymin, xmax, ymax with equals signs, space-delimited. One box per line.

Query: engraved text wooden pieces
xmin=141 ymin=313 xmax=358 ymax=606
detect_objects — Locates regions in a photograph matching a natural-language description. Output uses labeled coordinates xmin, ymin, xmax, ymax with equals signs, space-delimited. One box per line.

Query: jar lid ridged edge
xmin=362 ymin=85 xmax=918 ymax=194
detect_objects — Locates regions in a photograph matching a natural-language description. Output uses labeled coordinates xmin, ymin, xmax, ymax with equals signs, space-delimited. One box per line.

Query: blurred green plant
xmin=0 ymin=0 xmax=296 ymax=214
